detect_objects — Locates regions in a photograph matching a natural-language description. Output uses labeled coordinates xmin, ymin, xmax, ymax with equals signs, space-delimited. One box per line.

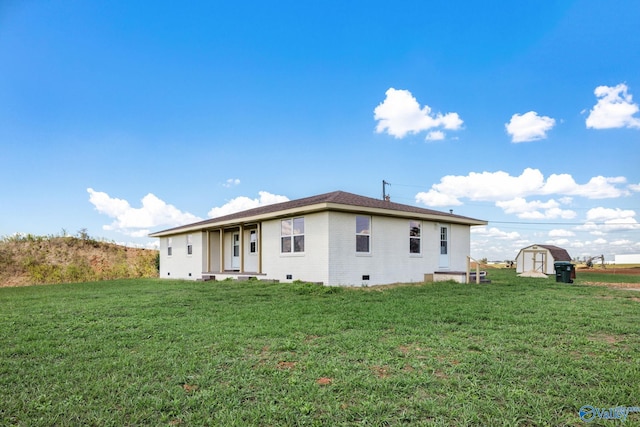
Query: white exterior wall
xmin=325 ymin=213 xmax=471 ymax=286
xmin=326 ymin=213 xmax=428 ymax=286
xmin=158 ymin=232 xmax=204 ymax=280
xmin=243 ymin=228 xmax=259 ymax=272
xmin=260 ymin=212 xmax=330 ymax=284
xmin=156 ymin=213 xmax=474 ymax=286
xmin=615 ymin=254 xmax=640 ymax=264
xmin=448 ymin=223 xmax=472 ymax=272
xmin=207 ymin=231 xmax=221 ymax=272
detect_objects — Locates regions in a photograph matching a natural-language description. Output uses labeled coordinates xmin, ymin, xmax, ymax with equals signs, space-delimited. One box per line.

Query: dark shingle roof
xmin=150 ymin=190 xmax=486 ymax=236
xmin=536 ymin=245 xmax=572 ymax=261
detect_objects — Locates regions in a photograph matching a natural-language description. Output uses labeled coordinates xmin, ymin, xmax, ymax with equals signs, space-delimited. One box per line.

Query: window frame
xmin=167 ymin=237 xmax=173 ymax=257
xmin=355 ymin=215 xmax=371 ymax=254
xmin=409 ymin=220 xmax=421 ymax=255
xmin=440 ymin=226 xmax=448 ymax=255
xmin=281 ymin=217 xmax=305 ymax=254
xmin=186 ymin=234 xmax=193 ymax=255
xmin=249 ymin=230 xmax=257 ymax=254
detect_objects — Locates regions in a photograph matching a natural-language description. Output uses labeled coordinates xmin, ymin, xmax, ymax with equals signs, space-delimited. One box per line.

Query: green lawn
xmin=1 ymin=271 xmax=639 ymax=426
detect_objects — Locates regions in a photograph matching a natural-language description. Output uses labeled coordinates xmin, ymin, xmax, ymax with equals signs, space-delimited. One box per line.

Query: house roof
xmin=519 ymin=244 xmax=572 ymax=261
xmin=149 ymin=190 xmax=487 ymax=237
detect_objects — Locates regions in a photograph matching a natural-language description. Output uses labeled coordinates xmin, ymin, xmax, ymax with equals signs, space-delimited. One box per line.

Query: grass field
xmin=1 ymin=270 xmax=639 ymax=426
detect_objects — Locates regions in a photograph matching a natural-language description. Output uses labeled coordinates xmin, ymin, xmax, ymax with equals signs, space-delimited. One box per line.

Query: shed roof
xmin=519 ymin=244 xmax=572 ymax=262
xmin=149 ymin=190 xmax=487 ymax=237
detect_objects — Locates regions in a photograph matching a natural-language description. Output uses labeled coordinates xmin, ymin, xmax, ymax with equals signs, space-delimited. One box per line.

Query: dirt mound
xmin=0 ymin=234 xmax=158 ymax=287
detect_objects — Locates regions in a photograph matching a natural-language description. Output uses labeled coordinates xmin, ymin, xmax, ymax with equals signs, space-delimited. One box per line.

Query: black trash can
xmin=554 ymin=261 xmax=574 ymax=283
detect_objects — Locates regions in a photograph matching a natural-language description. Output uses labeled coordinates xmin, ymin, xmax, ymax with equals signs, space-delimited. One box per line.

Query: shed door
xmin=439 ymin=226 xmax=449 ymax=268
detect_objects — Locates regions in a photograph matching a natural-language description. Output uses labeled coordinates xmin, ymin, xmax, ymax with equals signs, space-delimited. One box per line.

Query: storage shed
xmin=515 ymin=244 xmax=572 ymax=276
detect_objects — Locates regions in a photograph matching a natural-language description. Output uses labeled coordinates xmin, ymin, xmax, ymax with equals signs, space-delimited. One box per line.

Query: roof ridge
xmin=149 ymin=190 xmax=486 ymax=236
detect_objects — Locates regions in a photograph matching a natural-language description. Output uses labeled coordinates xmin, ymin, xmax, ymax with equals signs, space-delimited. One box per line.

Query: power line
xmin=488 ymin=220 xmax=639 ymax=226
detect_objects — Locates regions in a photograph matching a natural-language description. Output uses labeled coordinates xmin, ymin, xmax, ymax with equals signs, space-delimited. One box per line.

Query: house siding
xmin=243 ymin=228 xmax=259 ymax=273
xmin=159 ymin=232 xmax=204 ymax=280
xmin=151 ymin=191 xmax=485 ymax=285
xmin=156 ymin=216 xmax=473 ymax=285
xmin=448 ymin=223 xmax=472 ymax=272
xmin=326 ymin=213 xmax=470 ymax=286
xmin=260 ymin=212 xmax=330 ymax=284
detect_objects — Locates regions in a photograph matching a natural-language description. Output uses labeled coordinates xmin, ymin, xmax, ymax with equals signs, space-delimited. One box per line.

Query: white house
xmin=149 ymin=191 xmax=487 ymax=286
xmin=515 ymin=244 xmax=572 ymax=276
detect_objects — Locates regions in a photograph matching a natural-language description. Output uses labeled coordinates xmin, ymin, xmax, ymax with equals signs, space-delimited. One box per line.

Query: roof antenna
xmin=382 ymin=180 xmax=391 ymax=201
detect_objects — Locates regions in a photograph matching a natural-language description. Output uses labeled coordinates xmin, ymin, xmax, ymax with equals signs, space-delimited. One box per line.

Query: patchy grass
xmin=0 ymin=233 xmax=158 ymax=287
xmin=1 ymin=270 xmax=639 ymax=425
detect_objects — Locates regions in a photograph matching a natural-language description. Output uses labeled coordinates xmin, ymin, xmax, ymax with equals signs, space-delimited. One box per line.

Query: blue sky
xmin=1 ymin=0 xmax=639 ymax=261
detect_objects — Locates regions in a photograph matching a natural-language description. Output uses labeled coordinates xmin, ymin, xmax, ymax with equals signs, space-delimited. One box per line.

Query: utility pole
xmin=382 ymin=180 xmax=390 ymax=201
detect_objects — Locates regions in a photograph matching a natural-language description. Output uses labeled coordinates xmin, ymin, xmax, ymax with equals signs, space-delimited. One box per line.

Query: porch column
xmin=206 ymin=230 xmax=210 ymax=272
xmin=239 ymin=224 xmax=244 ymax=273
xmin=219 ymin=229 xmax=224 ymax=272
xmin=257 ymin=222 xmax=262 ymax=274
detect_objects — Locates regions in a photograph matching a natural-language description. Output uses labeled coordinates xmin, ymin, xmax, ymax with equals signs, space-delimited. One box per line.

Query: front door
xmin=231 ymin=232 xmax=240 ymax=270
xmin=439 ymin=226 xmax=449 ymax=268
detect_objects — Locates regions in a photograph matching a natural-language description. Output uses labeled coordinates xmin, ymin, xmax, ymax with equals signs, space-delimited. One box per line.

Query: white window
xmin=410 ymin=221 xmax=421 ymax=254
xmin=356 ymin=216 xmax=370 ymax=253
xmin=281 ymin=218 xmax=304 ymax=253
xmin=440 ymin=227 xmax=448 ymax=255
xmin=250 ymin=230 xmax=257 ymax=253
xmin=167 ymin=237 xmax=173 ymax=256
xmin=186 ymin=234 xmax=193 ymax=255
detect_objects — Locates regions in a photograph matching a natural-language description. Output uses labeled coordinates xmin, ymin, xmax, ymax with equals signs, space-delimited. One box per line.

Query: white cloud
xmin=415 ymin=168 xmax=630 ymax=208
xmin=585 ymin=83 xmax=640 ymax=129
xmin=425 ymin=130 xmax=445 ymax=141
xmin=87 ymin=188 xmax=202 ymax=237
xmin=416 ymin=168 xmax=544 ymax=206
xmin=611 ymin=239 xmax=634 ymax=247
xmin=586 ymin=207 xmax=636 ymax=222
xmin=549 ymin=229 xmax=575 ymax=237
xmin=471 ymin=226 xmax=520 ymax=240
xmin=496 ymin=197 xmax=576 ymax=219
xmin=539 ymin=174 xmax=628 ymax=199
xmin=415 ymin=189 xmax=463 ymax=207
xmin=505 ymin=111 xmax=556 ymax=142
xmin=207 ymin=191 xmax=289 ymax=218
xmin=576 ymin=207 xmax=639 ymax=234
xmin=546 ymin=238 xmax=570 ymax=246
xmin=374 ymin=88 xmax=463 ymax=139
xmin=223 ymin=178 xmax=241 ymax=188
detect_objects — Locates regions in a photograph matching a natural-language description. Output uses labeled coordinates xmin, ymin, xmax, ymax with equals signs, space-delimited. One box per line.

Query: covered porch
xmin=201 ymin=222 xmax=265 ymax=280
